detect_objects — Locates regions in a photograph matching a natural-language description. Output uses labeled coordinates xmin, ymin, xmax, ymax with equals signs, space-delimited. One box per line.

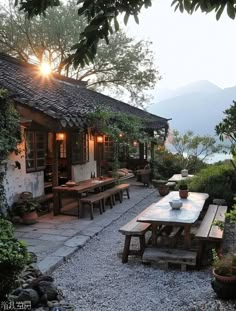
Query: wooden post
xmin=52 ymin=133 xmax=59 ymax=187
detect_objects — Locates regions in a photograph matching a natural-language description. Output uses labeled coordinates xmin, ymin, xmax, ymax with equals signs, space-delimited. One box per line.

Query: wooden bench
xmin=195 ymin=204 xmax=227 ymax=265
xmin=79 ymin=191 xmax=113 ymax=220
xmin=35 ymin=193 xmax=53 ymax=212
xmin=106 ymin=183 xmax=130 ymax=204
xmin=119 ymin=217 xmax=151 ymax=263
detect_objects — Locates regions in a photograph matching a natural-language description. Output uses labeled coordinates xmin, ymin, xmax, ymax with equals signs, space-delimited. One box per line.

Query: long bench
xmin=195 ymin=204 xmax=227 ymax=265
xmin=35 ymin=193 xmax=53 ymax=212
xmin=119 ymin=217 xmax=151 ymax=263
xmin=105 ymin=183 xmax=130 ymax=204
xmin=79 ymin=184 xmax=130 ymax=220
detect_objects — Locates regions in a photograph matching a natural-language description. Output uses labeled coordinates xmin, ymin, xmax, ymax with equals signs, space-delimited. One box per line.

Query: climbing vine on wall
xmin=0 ymin=89 xmax=21 ymax=215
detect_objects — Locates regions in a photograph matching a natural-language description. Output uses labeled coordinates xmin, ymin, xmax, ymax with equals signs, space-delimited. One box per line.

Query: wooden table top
xmin=137 ymin=191 xmax=209 ymax=225
xmin=52 ymin=177 xmax=115 ymax=193
xmin=168 ymin=174 xmax=194 ymax=182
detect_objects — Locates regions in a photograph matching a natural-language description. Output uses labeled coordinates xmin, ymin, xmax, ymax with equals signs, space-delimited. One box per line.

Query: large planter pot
xmin=179 ymin=189 xmax=188 ymax=199
xmin=22 ymin=211 xmax=38 ymax=225
xmin=211 ymin=269 xmax=236 ymax=299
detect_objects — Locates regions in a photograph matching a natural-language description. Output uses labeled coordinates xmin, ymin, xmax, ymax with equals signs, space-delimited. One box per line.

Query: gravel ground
xmin=53 ymin=190 xmax=236 ymax=311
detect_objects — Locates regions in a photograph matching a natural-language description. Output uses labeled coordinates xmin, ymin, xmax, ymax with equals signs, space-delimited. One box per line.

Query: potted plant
xmin=152 ymin=179 xmax=169 ymax=196
xmin=211 ymin=249 xmax=236 ymax=299
xmin=178 ymin=179 xmax=189 ymax=199
xmin=12 ymin=193 xmax=40 ymax=224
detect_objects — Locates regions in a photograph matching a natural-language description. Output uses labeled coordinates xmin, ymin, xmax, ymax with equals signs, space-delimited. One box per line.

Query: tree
xmin=169 ymin=130 xmax=223 ymax=171
xmin=1 ymin=1 xmax=159 ymax=106
xmin=14 ymin=0 xmax=236 ymax=68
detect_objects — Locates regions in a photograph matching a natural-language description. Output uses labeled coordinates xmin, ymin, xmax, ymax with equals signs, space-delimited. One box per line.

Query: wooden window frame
xmin=25 ymin=131 xmax=46 ymax=173
xmin=71 ymin=131 xmax=89 ymax=165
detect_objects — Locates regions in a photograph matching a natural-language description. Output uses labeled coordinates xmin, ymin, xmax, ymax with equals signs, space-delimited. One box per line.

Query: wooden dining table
xmin=137 ymin=191 xmax=209 ymax=248
xmin=52 ymin=177 xmax=115 ymax=215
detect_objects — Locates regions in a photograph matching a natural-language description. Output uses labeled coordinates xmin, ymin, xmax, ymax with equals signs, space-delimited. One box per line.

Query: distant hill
xmin=149 ymin=80 xmax=236 ymax=136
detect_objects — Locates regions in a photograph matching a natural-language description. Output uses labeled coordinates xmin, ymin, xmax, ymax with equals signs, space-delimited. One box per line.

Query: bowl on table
xmin=65 ymin=181 xmax=76 ymax=187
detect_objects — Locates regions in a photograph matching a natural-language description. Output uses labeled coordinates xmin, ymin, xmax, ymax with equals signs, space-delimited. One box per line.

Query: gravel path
xmin=53 ymin=190 xmax=236 ymax=311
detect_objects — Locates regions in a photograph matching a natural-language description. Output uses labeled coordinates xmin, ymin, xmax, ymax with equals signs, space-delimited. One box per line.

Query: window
xmin=104 ymin=136 xmax=114 ymax=161
xmin=25 ymin=131 xmax=46 ymax=172
xmin=71 ymin=132 xmax=89 ymax=164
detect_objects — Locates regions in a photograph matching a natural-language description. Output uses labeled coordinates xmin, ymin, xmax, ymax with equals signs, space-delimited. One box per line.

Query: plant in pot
xmin=178 ymin=179 xmax=189 ymax=199
xmin=12 ymin=194 xmax=40 ymax=224
xmin=152 ymin=179 xmax=169 ymax=196
xmin=211 ymin=249 xmax=236 ymax=299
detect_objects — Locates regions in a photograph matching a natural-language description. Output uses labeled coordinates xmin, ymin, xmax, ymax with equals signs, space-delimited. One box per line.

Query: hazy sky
xmin=126 ymin=0 xmax=236 ymax=90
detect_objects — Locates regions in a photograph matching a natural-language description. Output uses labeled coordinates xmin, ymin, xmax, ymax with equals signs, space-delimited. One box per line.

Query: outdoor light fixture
xmin=96 ymin=135 xmax=104 ymax=143
xmin=119 ymin=133 xmax=123 ymax=138
xmin=133 ymin=140 xmax=138 ymax=147
xmin=56 ymin=133 xmax=65 ymax=142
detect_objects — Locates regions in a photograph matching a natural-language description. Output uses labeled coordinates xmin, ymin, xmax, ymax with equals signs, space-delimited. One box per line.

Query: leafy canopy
xmin=2 ymin=1 xmax=159 ymax=106
xmin=14 ymin=0 xmax=236 ymax=67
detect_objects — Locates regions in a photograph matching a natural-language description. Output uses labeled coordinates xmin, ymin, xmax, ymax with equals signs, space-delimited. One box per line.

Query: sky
xmin=126 ymin=0 xmax=236 ymax=90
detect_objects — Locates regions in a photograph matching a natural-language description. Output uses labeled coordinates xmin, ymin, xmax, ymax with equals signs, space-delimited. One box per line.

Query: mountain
xmin=149 ymin=81 xmax=236 ymax=136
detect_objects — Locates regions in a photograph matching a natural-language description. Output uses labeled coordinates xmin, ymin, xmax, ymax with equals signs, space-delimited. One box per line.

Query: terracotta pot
xmin=179 ymin=189 xmax=188 ymax=199
xmin=213 ymin=268 xmax=236 ymax=283
xmin=212 ymin=268 xmax=236 ymax=299
xmin=158 ymin=184 xmax=169 ymax=196
xmin=22 ymin=211 xmax=38 ymax=225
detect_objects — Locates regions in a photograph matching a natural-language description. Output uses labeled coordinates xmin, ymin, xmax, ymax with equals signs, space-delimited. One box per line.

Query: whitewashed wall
xmin=72 ymin=137 xmax=97 ymax=181
xmin=4 ymin=128 xmax=44 ymax=206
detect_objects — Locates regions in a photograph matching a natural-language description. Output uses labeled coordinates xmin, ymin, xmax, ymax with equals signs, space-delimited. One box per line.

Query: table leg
xmin=151 ymin=224 xmax=158 ymax=246
xmin=53 ymin=191 xmax=59 ymax=216
xmin=184 ymin=224 xmax=191 ymax=248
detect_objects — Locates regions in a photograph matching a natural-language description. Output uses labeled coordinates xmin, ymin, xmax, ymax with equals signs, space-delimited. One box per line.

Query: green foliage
xmin=0 ymin=218 xmax=14 ymax=239
xmin=212 ymin=249 xmax=236 ymax=276
xmin=87 ymin=109 xmax=150 ymax=143
xmin=3 ymin=1 xmax=159 ymax=106
xmin=151 ymin=148 xmax=183 ymax=179
xmin=172 ymin=0 xmax=236 ymax=21
xmin=0 ymin=89 xmax=21 ymax=215
xmin=170 ymin=130 xmax=222 ymax=172
xmin=0 ymin=89 xmax=21 ymax=162
xmin=0 ymin=218 xmax=29 ymax=299
xmin=189 ymin=163 xmax=235 ymax=203
xmin=12 ymin=198 xmax=40 ymax=216
xmin=15 ymin=0 xmax=235 ymax=68
xmin=177 ymin=179 xmax=189 ymax=190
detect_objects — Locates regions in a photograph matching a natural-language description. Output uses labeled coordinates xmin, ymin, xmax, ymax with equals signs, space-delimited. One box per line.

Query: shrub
xmin=189 ymin=163 xmax=235 ymax=204
xmin=0 ymin=218 xmax=29 ymax=300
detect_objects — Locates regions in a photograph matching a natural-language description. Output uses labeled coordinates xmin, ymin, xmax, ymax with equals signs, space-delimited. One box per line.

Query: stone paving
xmin=14 ymin=183 xmax=157 ymax=274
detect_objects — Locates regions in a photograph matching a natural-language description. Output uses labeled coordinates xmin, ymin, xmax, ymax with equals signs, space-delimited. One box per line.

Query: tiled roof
xmin=0 ymin=53 xmax=169 ymax=129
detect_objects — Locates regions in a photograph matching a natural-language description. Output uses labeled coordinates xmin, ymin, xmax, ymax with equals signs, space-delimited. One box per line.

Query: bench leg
xmin=90 ymin=203 xmax=94 ymax=220
xmin=122 ymin=235 xmax=131 ymax=263
xmin=102 ymin=198 xmax=106 ymax=212
xmin=197 ymin=241 xmax=205 ymax=268
xmin=118 ymin=191 xmax=123 ymax=203
xmin=126 ymin=188 xmax=130 ymax=199
xmin=99 ymin=200 xmax=103 ymax=215
xmin=139 ymin=235 xmax=146 ymax=255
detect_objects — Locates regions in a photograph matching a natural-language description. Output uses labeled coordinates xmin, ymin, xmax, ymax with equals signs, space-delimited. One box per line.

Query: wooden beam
xmin=16 ymin=103 xmax=62 ymax=131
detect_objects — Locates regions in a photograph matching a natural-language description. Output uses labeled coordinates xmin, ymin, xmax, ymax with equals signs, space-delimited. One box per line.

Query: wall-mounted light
xmin=96 ymin=135 xmax=104 ymax=143
xmin=133 ymin=140 xmax=138 ymax=147
xmin=118 ymin=133 xmax=123 ymax=138
xmin=56 ymin=133 xmax=65 ymax=142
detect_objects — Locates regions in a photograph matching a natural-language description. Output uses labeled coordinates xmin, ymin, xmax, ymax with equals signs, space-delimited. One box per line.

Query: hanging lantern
xmin=133 ymin=140 xmax=138 ymax=147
